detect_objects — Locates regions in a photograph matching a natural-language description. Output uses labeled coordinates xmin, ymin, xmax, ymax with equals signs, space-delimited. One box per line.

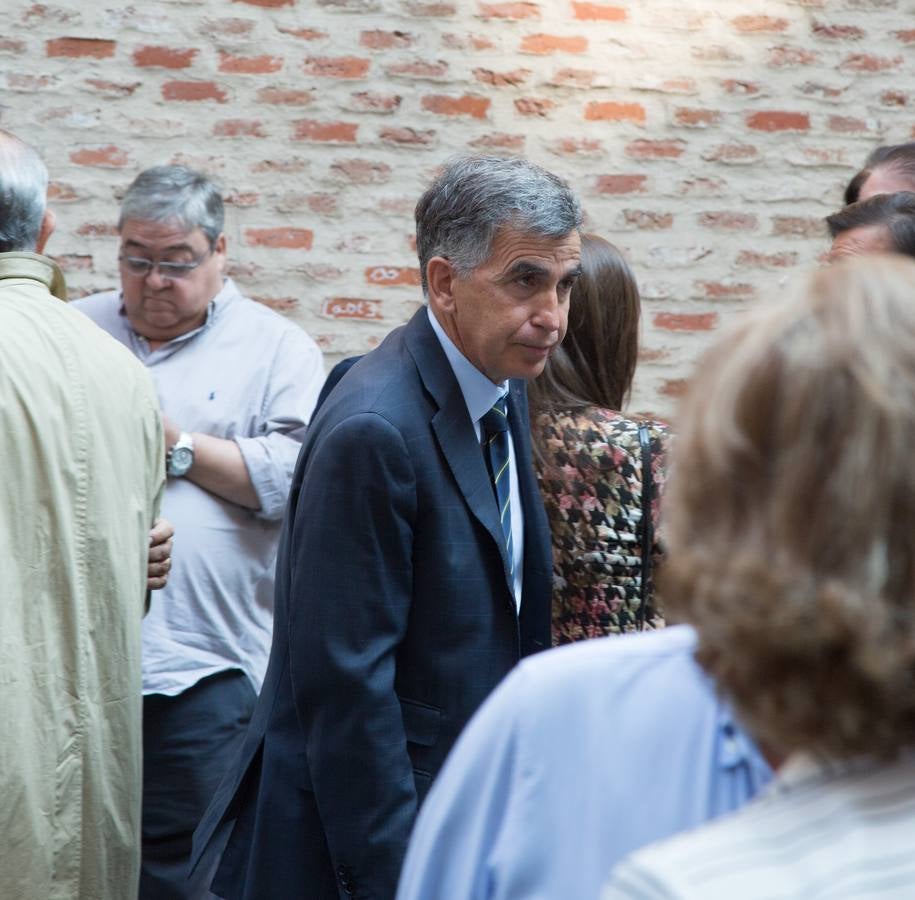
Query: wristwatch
xmin=166 ymin=432 xmax=195 ymax=477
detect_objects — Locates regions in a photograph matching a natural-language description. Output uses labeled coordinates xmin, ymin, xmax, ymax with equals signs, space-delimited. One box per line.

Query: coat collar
xmin=0 ymin=251 xmax=67 ymax=300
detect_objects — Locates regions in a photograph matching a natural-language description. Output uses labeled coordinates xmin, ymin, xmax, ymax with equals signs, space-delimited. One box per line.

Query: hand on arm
xmin=147 ymin=517 xmax=174 ymax=591
xmin=163 ymin=414 xmax=261 ymax=510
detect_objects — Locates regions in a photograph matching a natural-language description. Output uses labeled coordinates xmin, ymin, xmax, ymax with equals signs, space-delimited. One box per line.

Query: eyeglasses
xmin=118 ymin=248 xmax=212 ymax=280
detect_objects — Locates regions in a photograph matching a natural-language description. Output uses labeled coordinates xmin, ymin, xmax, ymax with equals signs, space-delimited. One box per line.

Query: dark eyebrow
xmin=501 ymin=261 xmax=550 ymax=281
xmin=563 ymin=265 xmax=583 ymax=281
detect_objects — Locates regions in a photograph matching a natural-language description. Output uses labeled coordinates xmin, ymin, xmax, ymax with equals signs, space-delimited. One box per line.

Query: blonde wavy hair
xmin=664 ymin=255 xmax=915 ymax=759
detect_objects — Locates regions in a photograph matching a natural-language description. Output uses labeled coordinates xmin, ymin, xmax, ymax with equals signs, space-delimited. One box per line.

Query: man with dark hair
xmin=0 ymin=130 xmax=165 ymax=899
xmin=193 ymin=155 xmax=582 ymax=899
xmin=72 ymin=165 xmax=325 ymax=899
xmin=826 ymin=191 xmax=915 ymax=262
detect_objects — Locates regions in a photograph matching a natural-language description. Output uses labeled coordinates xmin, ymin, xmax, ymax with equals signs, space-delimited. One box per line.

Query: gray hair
xmin=415 ymin=156 xmax=583 ymax=294
xmin=0 ymin=130 xmax=49 ymax=253
xmin=118 ymin=165 xmax=224 ymax=247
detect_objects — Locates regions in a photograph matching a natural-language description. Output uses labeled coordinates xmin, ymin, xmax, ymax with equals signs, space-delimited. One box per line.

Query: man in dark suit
xmin=193 ymin=155 xmax=583 ymax=899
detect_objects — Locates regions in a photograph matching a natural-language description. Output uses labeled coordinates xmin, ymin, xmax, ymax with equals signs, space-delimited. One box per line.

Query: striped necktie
xmin=480 ymin=396 xmax=513 ymax=574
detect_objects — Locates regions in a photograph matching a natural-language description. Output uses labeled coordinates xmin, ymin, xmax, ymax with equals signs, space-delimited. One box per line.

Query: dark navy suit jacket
xmin=192 ymin=308 xmax=553 ymax=899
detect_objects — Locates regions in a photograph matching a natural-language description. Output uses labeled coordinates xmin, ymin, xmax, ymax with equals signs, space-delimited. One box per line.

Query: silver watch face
xmin=169 ymin=446 xmax=194 ymax=476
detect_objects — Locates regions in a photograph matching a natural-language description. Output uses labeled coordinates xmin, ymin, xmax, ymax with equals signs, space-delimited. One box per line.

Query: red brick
xmin=697 ymin=211 xmax=757 ymax=231
xmin=329 ymin=159 xmax=393 ymax=184
xmin=218 ymin=51 xmax=283 ymax=74
xmin=520 ymin=34 xmax=588 ymax=54
xmin=346 ymin=91 xmax=401 ymax=113
xmin=52 ymin=254 xmax=93 ymax=272
xmin=224 ymin=191 xmax=260 ymax=207
xmin=571 ymin=2 xmax=627 ymax=20
xmin=360 ymin=30 xmax=415 ymax=49
xmin=232 ymin=0 xmax=292 ymax=6
xmin=702 ymin=143 xmax=759 ymax=163
xmin=772 ymin=216 xmax=824 ymax=238
xmin=365 ymin=266 xmax=421 ymax=287
xmin=840 ymin=53 xmax=902 ymax=72
xmin=634 ymin=76 xmax=698 ymax=94
xmin=380 ymin=127 xmax=436 ymax=145
xmin=595 ymin=174 xmax=646 ymax=194
xmin=213 ymin=119 xmax=266 ymax=138
xmin=48 ymin=182 xmax=79 ymax=202
xmin=721 ymin=79 xmax=760 ymax=95
xmin=22 ymin=4 xmax=80 ymax=23
xmin=735 ymin=250 xmax=799 ymax=269
xmin=405 ymin=1 xmax=456 ymax=14
xmin=46 ymin=37 xmax=115 ymax=58
xmin=292 ymin=119 xmax=358 ymax=142
xmin=251 ymin=159 xmax=307 ymax=174
xmin=798 ymin=81 xmax=845 ymax=100
xmin=307 ymin=194 xmax=339 ymax=215
xmin=622 ymin=210 xmax=673 ymax=230
xmin=469 ymin=133 xmax=526 ymax=151
xmin=514 ymin=97 xmax=555 ymax=117
xmin=203 ymin=18 xmax=258 ymax=38
xmin=303 ymin=56 xmax=370 ymax=78
xmin=278 ymin=26 xmax=328 ymax=40
xmin=473 ymin=68 xmax=531 ymax=86
xmin=828 ymin=115 xmax=869 ymax=134
xmin=84 ymin=78 xmax=141 ymax=96
xmin=895 ymin=29 xmax=915 ymax=43
xmin=692 ymin=44 xmax=743 ymax=63
xmin=767 ymin=46 xmax=818 ymax=66
xmin=133 ymin=45 xmax=197 ymax=68
xmin=257 ymin=87 xmax=314 ymax=105
xmin=694 ymin=281 xmax=755 ymax=299
xmin=162 ymin=81 xmax=228 ymax=103
xmin=746 ymin=110 xmax=809 ymax=132
xmin=551 ymin=137 xmax=602 ymax=155
xmin=659 ymin=378 xmax=689 ymax=398
xmin=674 ymin=107 xmax=721 ymax=127
xmin=626 ymin=139 xmax=685 ymax=159
xmin=882 ymin=90 xmax=909 ymax=107
xmin=654 ymin=312 xmax=718 ymax=332
xmin=69 ymin=145 xmax=129 ymax=167
xmin=441 ymin=32 xmax=495 ymax=51
xmin=812 ymin=20 xmax=865 ymax=40
xmin=245 ymin=227 xmax=314 ymax=250
xmin=386 ymin=60 xmax=449 ymax=79
xmin=677 ymin=178 xmax=727 ymax=197
xmin=478 ymin=2 xmax=539 ymax=18
xmin=550 ymin=68 xmax=595 ymax=88
xmin=584 ymin=100 xmax=645 ymax=123
xmin=323 ymin=298 xmax=383 ymax=320
xmin=76 ymin=222 xmax=118 ymax=237
xmin=0 ymin=39 xmax=25 ymax=53
xmin=732 ymin=14 xmax=788 ymax=32
xmin=422 ymin=94 xmax=490 ymax=118
xmin=638 ymin=348 xmax=671 ymax=364
xmin=253 ymin=296 xmax=299 ymax=312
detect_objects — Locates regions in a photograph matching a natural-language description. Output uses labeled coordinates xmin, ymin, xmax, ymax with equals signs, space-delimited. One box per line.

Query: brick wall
xmin=1 ymin=0 xmax=912 ymax=414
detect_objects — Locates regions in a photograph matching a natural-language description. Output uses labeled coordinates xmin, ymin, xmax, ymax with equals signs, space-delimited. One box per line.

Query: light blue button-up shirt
xmin=427 ymin=307 xmax=524 ymax=607
xmin=396 ymin=625 xmax=771 ymax=900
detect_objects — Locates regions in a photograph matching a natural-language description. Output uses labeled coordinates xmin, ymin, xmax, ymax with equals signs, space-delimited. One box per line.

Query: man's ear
xmin=426 ymin=256 xmax=456 ymax=315
xmin=213 ymin=232 xmax=228 ymax=273
xmin=35 ymin=209 xmax=56 ymax=254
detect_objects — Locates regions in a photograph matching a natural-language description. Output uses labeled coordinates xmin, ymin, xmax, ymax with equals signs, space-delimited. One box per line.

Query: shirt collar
xmin=0 ymin=251 xmax=67 ymax=300
xmin=426 ymin=305 xmax=508 ymax=426
xmin=118 ymin=276 xmax=241 ymax=347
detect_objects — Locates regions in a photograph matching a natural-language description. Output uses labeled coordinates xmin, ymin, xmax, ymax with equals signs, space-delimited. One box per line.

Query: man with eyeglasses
xmin=72 ymin=165 xmax=325 ymax=899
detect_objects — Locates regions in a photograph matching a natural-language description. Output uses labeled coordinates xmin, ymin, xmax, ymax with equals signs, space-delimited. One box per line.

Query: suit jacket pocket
xmin=399 ymin=697 xmax=441 ymax=747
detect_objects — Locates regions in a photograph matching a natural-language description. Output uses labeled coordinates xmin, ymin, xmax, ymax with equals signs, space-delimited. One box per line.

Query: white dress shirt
xmin=427 ymin=306 xmax=524 ymax=608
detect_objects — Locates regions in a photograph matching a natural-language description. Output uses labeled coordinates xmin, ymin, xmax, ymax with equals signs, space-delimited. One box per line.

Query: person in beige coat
xmin=0 ymin=130 xmax=165 ymax=899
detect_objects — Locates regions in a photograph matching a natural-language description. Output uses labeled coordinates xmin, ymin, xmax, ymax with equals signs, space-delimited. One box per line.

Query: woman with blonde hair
xmin=604 ymin=255 xmax=915 ymax=898
xmin=528 ymin=234 xmax=668 ymax=642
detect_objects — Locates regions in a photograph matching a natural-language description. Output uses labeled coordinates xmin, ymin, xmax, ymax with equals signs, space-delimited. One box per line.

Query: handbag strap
xmin=637 ymin=424 xmax=654 ymax=631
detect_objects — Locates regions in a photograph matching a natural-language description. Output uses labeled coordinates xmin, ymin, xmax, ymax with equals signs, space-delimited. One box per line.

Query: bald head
xmin=0 ymin=130 xmax=50 ymax=253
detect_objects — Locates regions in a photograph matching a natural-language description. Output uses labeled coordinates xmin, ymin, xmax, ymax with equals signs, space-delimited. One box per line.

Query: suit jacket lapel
xmin=404 ymin=310 xmax=515 ymax=596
